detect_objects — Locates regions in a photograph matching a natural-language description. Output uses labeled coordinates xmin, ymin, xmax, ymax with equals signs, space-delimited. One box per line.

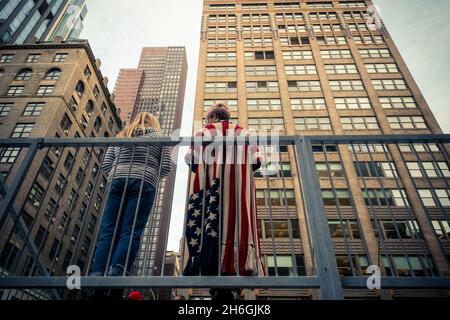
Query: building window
xmin=245 ymin=65 xmax=277 ymax=76
xmin=372 ymin=79 xmax=407 ymax=90
xmin=0 ymin=103 xmax=13 ymax=116
xmin=75 ymin=80 xmax=85 ymax=97
xmin=388 ymin=116 xmax=427 ymax=130
xmin=322 ymin=190 xmax=352 ymax=206
xmin=26 ymin=54 xmax=41 ymax=63
xmin=246 ymin=81 xmax=279 ymax=92
xmin=247 ymin=99 xmax=281 ymax=111
xmin=60 ymin=113 xmax=72 ymax=133
xmin=206 ymin=66 xmax=237 ymax=77
xmin=256 ymin=189 xmax=295 ymax=207
xmin=341 ymin=117 xmax=379 ymax=130
xmin=44 ymin=68 xmax=61 ymax=80
xmin=255 ymin=162 xmax=292 ymax=178
xmin=375 ymin=220 xmax=421 ymax=239
xmin=55 ymin=174 xmax=66 ymax=195
xmin=49 ymin=239 xmax=60 ymax=261
xmin=206 ymin=52 xmax=236 ymax=61
xmin=354 ymin=162 xmax=398 ymax=178
xmin=294 ymin=117 xmax=332 ymax=131
xmin=267 ymin=255 xmax=306 ymax=276
xmin=85 ymin=100 xmax=94 ymax=117
xmin=88 ymin=215 xmax=98 ymax=233
xmin=248 ymin=118 xmax=284 ymax=132
xmin=11 ymin=123 xmax=34 ymax=138
xmin=406 ymin=162 xmax=450 ymax=178
xmin=291 ymin=98 xmax=326 ymax=110
xmin=15 ymin=68 xmax=33 ymax=80
xmin=288 ymin=80 xmax=321 ymax=92
xmin=366 ymin=63 xmax=399 ymax=73
xmin=39 ymin=156 xmax=55 ymax=179
xmin=316 ymin=163 xmax=345 ymax=178
xmin=418 ymin=189 xmax=450 ymax=207
xmin=245 ymin=51 xmax=274 ymax=60
xmin=359 ymin=48 xmax=391 ymax=58
xmin=93 ymin=85 xmax=100 ymax=98
xmin=330 ymin=80 xmax=364 ymax=91
xmin=0 ymin=54 xmax=14 ymax=63
xmin=84 ymin=66 xmax=92 ymax=79
xmin=81 ymin=237 xmax=91 ymax=256
xmin=431 ymin=220 xmax=450 ymax=239
xmin=53 ymin=53 xmax=68 ymax=62
xmin=336 ymin=255 xmax=369 ymax=276
xmin=94 ymin=117 xmax=102 ymax=133
xmin=205 ymin=82 xmax=237 ymax=93
xmin=28 ymin=182 xmax=45 ymax=207
xmin=362 ymin=189 xmax=409 ymax=207
xmin=382 ymin=255 xmax=433 ymax=277
xmin=64 ymin=152 xmax=74 ymax=170
xmin=379 ymin=97 xmax=417 ymax=109
xmin=282 ymin=50 xmax=313 ymax=60
xmin=285 ymin=65 xmax=317 ymax=75
xmin=335 ymin=97 xmax=371 ymax=109
xmin=328 ymin=220 xmax=361 ymax=239
xmin=37 ymin=85 xmax=54 ymax=96
xmin=7 ymin=86 xmax=24 ymax=96
xmin=320 ymin=49 xmax=352 ymax=59
xmin=0 ymin=147 xmax=20 ymax=163
xmin=325 ymin=64 xmax=358 ymax=74
xmin=23 ymin=102 xmax=45 ymax=116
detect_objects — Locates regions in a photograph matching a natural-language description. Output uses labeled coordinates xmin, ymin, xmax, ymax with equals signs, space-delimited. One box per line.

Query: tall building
xmin=192 ymin=0 xmax=449 ymax=299
xmin=113 ymin=47 xmax=188 ymax=276
xmin=0 ymin=40 xmax=122 ymax=299
xmin=0 ymin=0 xmax=87 ymax=45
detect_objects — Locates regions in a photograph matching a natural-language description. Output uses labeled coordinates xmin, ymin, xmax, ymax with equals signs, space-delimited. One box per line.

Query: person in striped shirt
xmin=90 ymin=112 xmax=172 ymax=288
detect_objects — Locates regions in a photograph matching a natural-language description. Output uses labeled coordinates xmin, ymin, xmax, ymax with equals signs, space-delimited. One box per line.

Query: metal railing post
xmin=294 ymin=137 xmax=344 ymax=300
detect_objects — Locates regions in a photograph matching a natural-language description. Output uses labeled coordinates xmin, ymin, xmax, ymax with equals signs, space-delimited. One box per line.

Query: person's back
xmin=89 ymin=112 xmax=172 ymax=300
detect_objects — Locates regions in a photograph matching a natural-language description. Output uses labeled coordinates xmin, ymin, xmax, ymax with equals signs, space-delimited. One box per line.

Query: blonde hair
xmin=118 ymin=112 xmax=161 ymax=138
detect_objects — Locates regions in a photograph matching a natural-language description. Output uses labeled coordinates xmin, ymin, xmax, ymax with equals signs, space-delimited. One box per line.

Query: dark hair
xmin=206 ymin=102 xmax=231 ymax=122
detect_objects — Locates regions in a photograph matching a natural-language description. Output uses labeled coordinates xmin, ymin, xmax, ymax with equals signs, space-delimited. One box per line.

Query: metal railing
xmin=0 ymin=135 xmax=449 ymax=300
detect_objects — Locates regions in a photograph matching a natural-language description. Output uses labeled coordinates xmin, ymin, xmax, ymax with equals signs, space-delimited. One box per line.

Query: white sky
xmin=80 ymin=0 xmax=450 ymax=251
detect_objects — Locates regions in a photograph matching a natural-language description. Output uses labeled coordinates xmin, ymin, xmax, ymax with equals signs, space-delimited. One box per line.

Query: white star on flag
xmin=192 ymin=209 xmax=201 ymax=217
xmin=209 ymin=230 xmax=218 ymax=238
xmin=189 ymin=238 xmax=199 ymax=247
xmin=209 ymin=196 xmax=216 ymax=203
xmin=205 ymin=223 xmax=212 ymax=230
xmin=187 ymin=220 xmax=196 ymax=228
xmin=208 ymin=213 xmax=217 ymax=221
xmin=195 ymin=227 xmax=202 ymax=236
xmin=191 ymin=193 xmax=200 ymax=200
xmin=188 ymin=203 xmax=194 ymax=210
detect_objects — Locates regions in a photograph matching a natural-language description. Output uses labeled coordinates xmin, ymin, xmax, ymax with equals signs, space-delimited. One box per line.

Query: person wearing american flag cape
xmin=183 ymin=102 xmax=264 ymax=299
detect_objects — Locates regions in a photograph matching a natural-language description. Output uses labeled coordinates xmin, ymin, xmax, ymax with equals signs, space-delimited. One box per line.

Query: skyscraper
xmin=113 ymin=47 xmax=188 ymax=276
xmin=0 ymin=0 xmax=87 ymax=45
xmin=192 ymin=0 xmax=449 ymax=299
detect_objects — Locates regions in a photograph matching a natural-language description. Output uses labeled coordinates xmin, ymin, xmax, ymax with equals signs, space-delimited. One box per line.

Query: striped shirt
xmin=101 ymin=128 xmax=173 ymax=188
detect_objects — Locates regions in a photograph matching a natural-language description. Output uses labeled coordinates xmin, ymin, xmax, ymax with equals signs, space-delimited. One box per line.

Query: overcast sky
xmin=80 ymin=0 xmax=450 ymax=251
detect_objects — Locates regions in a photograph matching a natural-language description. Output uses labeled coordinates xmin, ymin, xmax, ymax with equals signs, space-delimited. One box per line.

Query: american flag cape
xmin=183 ymin=121 xmax=264 ymax=276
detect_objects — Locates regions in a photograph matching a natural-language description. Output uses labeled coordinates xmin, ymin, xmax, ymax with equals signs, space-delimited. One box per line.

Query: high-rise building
xmin=0 ymin=40 xmax=121 ymax=299
xmin=113 ymin=47 xmax=188 ymax=276
xmin=192 ymin=0 xmax=449 ymax=299
xmin=0 ymin=0 xmax=87 ymax=45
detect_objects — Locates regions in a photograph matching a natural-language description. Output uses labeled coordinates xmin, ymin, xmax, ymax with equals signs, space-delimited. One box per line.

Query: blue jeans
xmin=92 ymin=178 xmax=156 ymax=276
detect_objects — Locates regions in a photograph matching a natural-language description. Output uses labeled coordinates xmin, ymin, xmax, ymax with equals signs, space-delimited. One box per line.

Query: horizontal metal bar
xmin=341 ymin=277 xmax=450 ymax=289
xmin=306 ymin=134 xmax=450 ymax=144
xmin=0 ymin=135 xmax=448 ymax=148
xmin=0 ymin=276 xmax=321 ymax=289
